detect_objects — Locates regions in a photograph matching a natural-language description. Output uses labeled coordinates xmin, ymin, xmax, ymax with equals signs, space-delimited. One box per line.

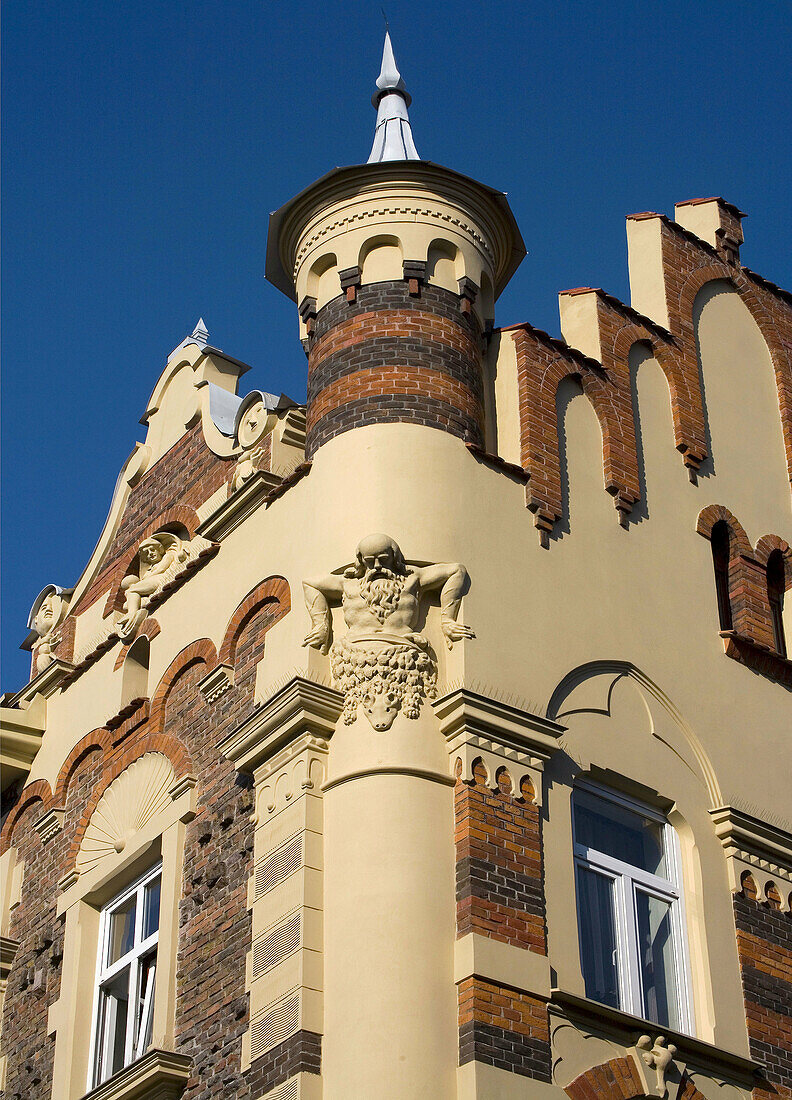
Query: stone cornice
xmin=80 ymin=1048 xmax=192 ymax=1100
xmin=196 ymin=470 xmax=282 ymax=542
xmin=198 ymin=663 xmax=235 ymax=704
xmin=710 ymin=805 xmax=792 ymax=878
xmin=8 ymin=660 xmax=74 ymax=707
xmin=433 ymin=687 xmax=565 ymax=763
xmin=219 ymin=676 xmax=342 ymax=773
xmin=0 ymin=936 xmax=20 ymax=982
xmin=550 ymin=990 xmax=759 ymax=1086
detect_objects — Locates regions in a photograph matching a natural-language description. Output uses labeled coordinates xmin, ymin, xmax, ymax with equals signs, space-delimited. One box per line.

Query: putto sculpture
xmin=231 ymin=393 xmax=274 ymax=493
xmin=302 ymin=534 xmax=474 ymax=730
xmin=117 ymin=532 xmax=188 ymax=641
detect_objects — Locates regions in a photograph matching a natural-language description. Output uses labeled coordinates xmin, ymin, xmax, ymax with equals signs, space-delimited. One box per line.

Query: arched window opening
xmin=710 ymin=521 xmax=732 ymax=631
xmin=122 ymin=636 xmax=150 ymax=706
xmin=767 ymin=550 xmax=786 ymax=657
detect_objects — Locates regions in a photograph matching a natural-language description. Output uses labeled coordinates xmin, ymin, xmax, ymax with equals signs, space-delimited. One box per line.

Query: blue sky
xmin=3 ymin=0 xmax=791 ymax=687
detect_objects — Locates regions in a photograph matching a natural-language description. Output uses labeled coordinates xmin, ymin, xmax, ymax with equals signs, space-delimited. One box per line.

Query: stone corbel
xmin=457 ymin=275 xmax=479 ymax=314
xmin=433 ymin=687 xmax=564 ymax=804
xmin=339 ymin=265 xmax=362 ymax=302
xmin=33 ymin=808 xmax=65 ymax=845
xmin=629 ymin=1035 xmax=686 ymax=1100
xmin=198 ymin=664 xmax=236 ymax=705
xmin=298 ymin=295 xmax=318 ymax=336
xmin=403 ymin=259 xmax=426 ymax=296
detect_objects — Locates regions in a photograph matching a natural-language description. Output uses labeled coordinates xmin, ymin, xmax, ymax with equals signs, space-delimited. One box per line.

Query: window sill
xmin=719 ymin=630 xmax=792 ymax=688
xmin=549 ymin=989 xmax=759 ymax=1086
xmin=81 ymin=1049 xmax=191 ymax=1100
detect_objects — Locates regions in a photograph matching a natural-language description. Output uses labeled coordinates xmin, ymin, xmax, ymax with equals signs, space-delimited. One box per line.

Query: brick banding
xmin=306 ymin=281 xmax=484 ymax=457
xmin=458 ymin=978 xmax=550 ymax=1080
xmin=245 ymin=1030 xmax=322 ymax=1094
xmin=218 ymin=575 xmax=291 ymax=667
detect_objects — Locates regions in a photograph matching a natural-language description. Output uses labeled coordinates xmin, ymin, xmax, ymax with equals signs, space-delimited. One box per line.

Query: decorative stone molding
xmin=0 ymin=694 xmax=46 ymax=787
xmin=550 ymin=990 xmax=759 ymax=1088
xmin=196 ymin=469 xmax=282 ymax=542
xmin=0 ymin=937 xmax=19 ymax=984
xmin=219 ymin=676 xmax=342 ymax=775
xmin=302 ymin=534 xmax=474 ymax=730
xmin=9 ymin=658 xmax=74 ymax=706
xmin=710 ymin=804 xmax=792 ymax=903
xmin=75 ymin=753 xmax=176 ymax=875
xmin=434 ymin=687 xmax=564 ymax=803
xmin=198 ymin=663 xmax=236 ymax=704
xmin=33 ymin=807 xmax=65 ymax=844
xmin=81 ymin=1048 xmax=192 ymax=1100
xmin=630 ymin=1035 xmax=685 ymax=1099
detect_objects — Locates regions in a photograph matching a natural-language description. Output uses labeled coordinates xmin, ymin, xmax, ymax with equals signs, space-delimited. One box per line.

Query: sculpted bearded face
xmin=356 ymin=534 xmax=406 ymax=623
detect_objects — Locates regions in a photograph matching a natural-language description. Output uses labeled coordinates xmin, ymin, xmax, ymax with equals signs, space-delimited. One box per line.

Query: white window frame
xmin=572 ymin=782 xmax=694 ymax=1034
xmin=86 ymin=863 xmax=162 ymax=1088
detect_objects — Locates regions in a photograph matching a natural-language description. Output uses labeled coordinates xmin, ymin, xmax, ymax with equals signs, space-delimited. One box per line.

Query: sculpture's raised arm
xmin=414 ymin=562 xmax=475 ymax=649
xmin=302 ymin=574 xmax=345 ymax=654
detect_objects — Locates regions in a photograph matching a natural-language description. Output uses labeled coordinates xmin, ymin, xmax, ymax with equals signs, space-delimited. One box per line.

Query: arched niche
xmin=121 ymin=635 xmax=150 ymax=706
xmin=628 ymin=342 xmax=682 ymax=524
xmin=426 ymin=239 xmax=459 ymax=294
xmin=307 ymin=252 xmax=339 ymax=311
xmin=359 ymin=235 xmax=403 ymax=285
xmin=693 ymin=281 xmax=788 ymax=532
xmin=554 ymin=377 xmax=606 ymax=540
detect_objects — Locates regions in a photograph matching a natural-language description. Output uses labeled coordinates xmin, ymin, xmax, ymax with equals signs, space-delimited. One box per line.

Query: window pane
xmin=575 ymin=789 xmax=666 ymax=876
xmin=577 ymin=865 xmax=620 ymax=1009
xmin=636 ymin=890 xmax=679 ymax=1029
xmin=135 ymin=952 xmax=157 ymax=1057
xmin=143 ymin=877 xmax=161 ymax=939
xmin=107 ymin=897 xmax=137 ymax=964
xmin=95 ymin=968 xmax=130 ymax=1083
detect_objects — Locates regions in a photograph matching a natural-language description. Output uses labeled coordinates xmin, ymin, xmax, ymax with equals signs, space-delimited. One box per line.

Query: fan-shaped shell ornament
xmin=76 ymin=753 xmax=175 ymax=875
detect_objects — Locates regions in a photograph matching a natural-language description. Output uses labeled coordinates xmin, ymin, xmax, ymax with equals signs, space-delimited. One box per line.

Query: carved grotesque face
xmin=362 ymin=688 xmax=400 ymax=731
xmin=34 ymin=594 xmax=56 ymax=637
xmin=238 ymin=400 xmax=266 ymax=449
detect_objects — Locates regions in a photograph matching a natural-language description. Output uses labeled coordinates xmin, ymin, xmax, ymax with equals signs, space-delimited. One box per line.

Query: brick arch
xmin=218 ymin=576 xmax=291 ymax=667
xmin=113 ymin=617 xmax=161 ymax=670
xmin=754 ymin=535 xmax=792 ymax=587
xmin=65 ymin=735 xmax=193 ymax=871
xmin=149 ymin=638 xmax=218 ymax=734
xmin=696 ymin=504 xmax=753 ymax=558
xmin=102 ymin=507 xmax=202 ymax=617
xmin=566 ymin=1058 xmax=708 ymax=1100
xmin=0 ymin=778 xmax=53 ymax=853
xmin=54 ymin=727 xmax=113 ymax=804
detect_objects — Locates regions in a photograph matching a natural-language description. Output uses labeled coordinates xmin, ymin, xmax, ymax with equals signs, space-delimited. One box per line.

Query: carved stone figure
xmin=231 ymin=396 xmax=273 ymax=492
xmin=302 ymin=534 xmax=474 ymax=730
xmin=117 ymin=533 xmax=188 ymax=641
xmin=636 ymin=1034 xmax=678 ymax=1096
xmin=28 ymin=587 xmax=69 ymax=673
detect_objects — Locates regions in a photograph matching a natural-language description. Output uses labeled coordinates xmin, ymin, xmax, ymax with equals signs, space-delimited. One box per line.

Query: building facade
xmin=2 ymin=33 xmax=791 ymax=1100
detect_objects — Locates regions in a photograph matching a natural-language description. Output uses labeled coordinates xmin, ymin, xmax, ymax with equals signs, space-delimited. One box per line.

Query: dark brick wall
xmin=305 ymin=281 xmax=484 ymax=457
xmin=733 ymin=878 xmax=792 ymax=1100
xmin=458 ymin=978 xmax=550 ymax=1079
xmin=2 ymin=584 xmax=294 ymax=1098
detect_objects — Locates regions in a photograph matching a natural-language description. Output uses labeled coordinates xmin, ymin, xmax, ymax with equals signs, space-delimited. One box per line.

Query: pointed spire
xmin=367 ymin=32 xmax=420 ymax=164
xmin=191 ymin=318 xmax=209 ymax=347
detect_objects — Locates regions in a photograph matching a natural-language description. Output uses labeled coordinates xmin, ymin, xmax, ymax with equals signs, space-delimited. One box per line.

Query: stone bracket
xmin=710 ymin=804 xmax=792 ymax=906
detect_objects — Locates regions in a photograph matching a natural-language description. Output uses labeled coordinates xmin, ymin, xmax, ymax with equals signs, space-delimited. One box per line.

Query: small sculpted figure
xmin=30 ymin=590 xmax=67 ymax=673
xmin=231 ymin=398 xmax=271 ymax=492
xmin=302 ymin=534 xmax=474 ymax=730
xmin=117 ymin=534 xmax=186 ymax=640
xmin=636 ymin=1034 xmax=677 ymax=1096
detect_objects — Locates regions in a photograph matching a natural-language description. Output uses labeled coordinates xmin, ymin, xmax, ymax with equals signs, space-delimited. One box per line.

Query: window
xmin=767 ymin=550 xmax=787 ymax=657
xmin=710 ymin=521 xmax=733 ymax=631
xmin=572 ymin=784 xmax=692 ymax=1032
xmin=88 ymin=865 xmax=162 ymax=1087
